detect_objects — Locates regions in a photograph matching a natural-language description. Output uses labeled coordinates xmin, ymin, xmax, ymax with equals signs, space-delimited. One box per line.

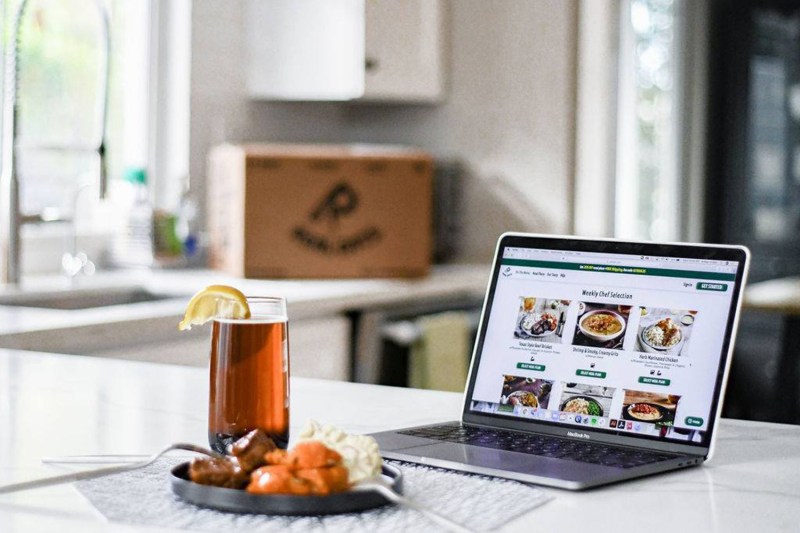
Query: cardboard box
xmin=208 ymin=143 xmax=433 ymax=278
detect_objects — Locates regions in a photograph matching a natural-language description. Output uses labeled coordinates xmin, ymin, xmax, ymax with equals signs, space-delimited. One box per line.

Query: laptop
xmin=371 ymin=233 xmax=750 ymax=490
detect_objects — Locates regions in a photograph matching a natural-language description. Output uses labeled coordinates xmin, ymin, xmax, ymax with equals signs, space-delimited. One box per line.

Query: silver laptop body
xmin=371 ymin=233 xmax=750 ymax=490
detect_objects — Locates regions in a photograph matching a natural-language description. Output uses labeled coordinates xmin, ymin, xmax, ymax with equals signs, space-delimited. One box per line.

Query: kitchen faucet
xmin=0 ymin=0 xmax=110 ymax=285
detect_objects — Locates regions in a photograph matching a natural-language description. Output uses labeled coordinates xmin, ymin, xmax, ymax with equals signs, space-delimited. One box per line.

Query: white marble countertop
xmin=1 ymin=349 xmax=798 ymax=532
xmin=0 ymin=264 xmax=489 ymax=337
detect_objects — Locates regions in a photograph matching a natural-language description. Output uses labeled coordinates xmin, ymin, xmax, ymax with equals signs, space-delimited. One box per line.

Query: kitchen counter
xmin=1 ymin=349 xmax=798 ymax=532
xmin=0 ymin=264 xmax=489 ymax=334
xmin=744 ymin=276 xmax=800 ymax=315
xmin=0 ymin=265 xmax=489 ymax=376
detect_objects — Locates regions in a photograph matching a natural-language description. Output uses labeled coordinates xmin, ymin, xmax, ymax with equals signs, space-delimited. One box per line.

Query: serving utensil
xmin=0 ymin=443 xmax=221 ymax=495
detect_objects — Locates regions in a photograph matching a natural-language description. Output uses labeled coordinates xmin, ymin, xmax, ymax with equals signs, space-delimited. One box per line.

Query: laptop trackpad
xmin=397 ymin=442 xmax=606 ymax=482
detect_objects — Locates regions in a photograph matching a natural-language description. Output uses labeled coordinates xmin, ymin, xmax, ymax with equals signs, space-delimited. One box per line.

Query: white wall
xmin=190 ymin=0 xmax=578 ymax=262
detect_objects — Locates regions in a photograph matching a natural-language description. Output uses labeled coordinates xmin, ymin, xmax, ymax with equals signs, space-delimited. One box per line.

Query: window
xmin=574 ymin=0 xmax=705 ymax=242
xmin=615 ymin=0 xmax=681 ymax=242
xmin=1 ymin=0 xmax=148 ymax=273
xmin=7 ymin=0 xmax=138 ymax=219
xmin=747 ymin=10 xmax=800 ymax=243
xmin=1 ymin=0 xmax=189 ymax=275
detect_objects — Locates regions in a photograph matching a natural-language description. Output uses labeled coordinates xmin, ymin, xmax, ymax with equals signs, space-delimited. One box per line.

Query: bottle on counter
xmin=109 ymin=167 xmax=154 ymax=267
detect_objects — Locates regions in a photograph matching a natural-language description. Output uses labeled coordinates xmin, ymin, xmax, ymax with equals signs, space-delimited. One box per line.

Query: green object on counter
xmin=154 ymin=211 xmax=182 ymax=257
xmin=124 ymin=167 xmax=147 ymax=185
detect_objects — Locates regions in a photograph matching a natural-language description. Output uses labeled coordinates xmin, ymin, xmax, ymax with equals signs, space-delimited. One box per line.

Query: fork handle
xmin=41 ymin=443 xmax=219 ymax=465
xmin=42 ymin=454 xmax=151 ymax=464
xmin=0 ymin=443 xmax=219 ymax=495
xmin=0 ymin=463 xmax=139 ymax=495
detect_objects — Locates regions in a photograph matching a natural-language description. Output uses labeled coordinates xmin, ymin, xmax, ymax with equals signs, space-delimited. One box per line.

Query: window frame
xmin=574 ymin=0 xmax=709 ymax=243
xmin=1 ymin=0 xmax=190 ymax=275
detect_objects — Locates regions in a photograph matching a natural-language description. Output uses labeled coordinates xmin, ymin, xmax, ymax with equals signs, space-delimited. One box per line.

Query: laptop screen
xmin=465 ymin=234 xmax=748 ymax=448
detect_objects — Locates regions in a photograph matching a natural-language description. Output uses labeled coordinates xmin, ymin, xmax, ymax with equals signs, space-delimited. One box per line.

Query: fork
xmin=0 ymin=443 xmax=221 ymax=495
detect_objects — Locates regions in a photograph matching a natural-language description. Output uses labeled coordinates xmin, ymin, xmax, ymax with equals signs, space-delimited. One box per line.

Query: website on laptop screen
xmin=468 ymin=246 xmax=740 ymax=445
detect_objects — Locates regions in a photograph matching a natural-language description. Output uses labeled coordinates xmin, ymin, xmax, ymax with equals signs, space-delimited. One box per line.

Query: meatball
xmin=188 ymin=457 xmax=249 ymax=489
xmin=229 ymin=429 xmax=277 ymax=472
xmin=247 ymin=465 xmax=312 ymax=495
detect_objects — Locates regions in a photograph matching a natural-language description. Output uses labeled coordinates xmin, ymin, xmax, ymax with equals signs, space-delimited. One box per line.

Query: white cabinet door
xmin=245 ymin=0 xmax=445 ymax=103
xmin=362 ymin=0 xmax=445 ymax=102
xmin=246 ymin=0 xmax=365 ymax=101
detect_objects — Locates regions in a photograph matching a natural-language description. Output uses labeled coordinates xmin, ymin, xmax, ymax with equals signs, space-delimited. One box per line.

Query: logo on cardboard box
xmin=292 ymin=182 xmax=382 ymax=255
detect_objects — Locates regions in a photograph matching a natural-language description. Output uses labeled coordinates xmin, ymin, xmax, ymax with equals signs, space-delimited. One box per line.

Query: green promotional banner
xmin=501 ymin=259 xmax=736 ymax=282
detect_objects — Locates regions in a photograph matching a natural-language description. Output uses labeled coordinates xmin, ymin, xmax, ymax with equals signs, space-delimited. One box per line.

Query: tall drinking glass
xmin=208 ymin=296 xmax=289 ymax=453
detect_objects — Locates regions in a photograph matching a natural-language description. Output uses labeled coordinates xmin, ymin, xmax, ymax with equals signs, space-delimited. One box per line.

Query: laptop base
xmin=372 ymin=423 xmax=702 ymax=490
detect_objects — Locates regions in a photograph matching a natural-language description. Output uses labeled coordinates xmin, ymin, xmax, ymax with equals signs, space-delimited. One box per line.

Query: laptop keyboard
xmin=398 ymin=423 xmax=678 ymax=469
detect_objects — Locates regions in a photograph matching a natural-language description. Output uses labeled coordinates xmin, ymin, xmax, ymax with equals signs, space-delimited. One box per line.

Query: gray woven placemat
xmin=75 ymin=457 xmax=552 ymax=532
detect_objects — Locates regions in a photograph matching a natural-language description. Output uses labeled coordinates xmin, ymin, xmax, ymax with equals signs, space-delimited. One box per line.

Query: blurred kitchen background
xmin=1 ymin=0 xmax=799 ymax=424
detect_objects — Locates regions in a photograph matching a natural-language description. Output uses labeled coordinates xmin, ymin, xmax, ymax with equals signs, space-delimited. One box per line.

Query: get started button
xmin=685 ymin=416 xmax=704 ymax=427
xmin=697 ymin=282 xmax=727 ymax=292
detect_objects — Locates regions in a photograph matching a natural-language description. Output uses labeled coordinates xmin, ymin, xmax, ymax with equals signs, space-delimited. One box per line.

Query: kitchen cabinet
xmin=245 ymin=0 xmax=446 ymax=102
xmin=91 ymin=316 xmax=352 ymax=382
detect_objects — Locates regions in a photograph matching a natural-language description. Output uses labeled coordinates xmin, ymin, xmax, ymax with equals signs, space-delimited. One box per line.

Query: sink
xmin=0 ymin=286 xmax=189 ymax=310
xmin=0 ymin=285 xmax=204 ymax=363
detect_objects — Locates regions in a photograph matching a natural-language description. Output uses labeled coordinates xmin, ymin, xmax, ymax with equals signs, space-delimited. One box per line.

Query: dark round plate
xmin=171 ymin=463 xmax=403 ymax=516
xmin=560 ymin=395 xmax=604 ymax=417
xmin=623 ymin=402 xmax=668 ymax=422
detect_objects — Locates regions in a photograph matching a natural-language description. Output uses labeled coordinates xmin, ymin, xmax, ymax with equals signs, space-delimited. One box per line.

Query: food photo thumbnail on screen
xmin=573 ymin=302 xmax=632 ymax=350
xmin=559 ymin=383 xmax=615 ymax=418
xmin=514 ymin=297 xmax=570 ymax=343
xmin=636 ymin=307 xmax=698 ymax=356
xmin=499 ymin=376 xmax=553 ymax=411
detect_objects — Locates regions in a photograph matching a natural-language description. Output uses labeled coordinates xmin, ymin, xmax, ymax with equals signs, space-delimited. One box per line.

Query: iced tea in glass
xmin=208 ymin=296 xmax=289 ymax=453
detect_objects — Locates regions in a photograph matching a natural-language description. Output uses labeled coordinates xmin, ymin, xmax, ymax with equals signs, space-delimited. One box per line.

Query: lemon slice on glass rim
xmin=178 ymin=285 xmax=251 ymax=331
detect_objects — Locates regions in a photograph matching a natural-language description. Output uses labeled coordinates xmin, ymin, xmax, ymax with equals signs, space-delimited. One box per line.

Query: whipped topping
xmin=297 ymin=420 xmax=382 ymax=483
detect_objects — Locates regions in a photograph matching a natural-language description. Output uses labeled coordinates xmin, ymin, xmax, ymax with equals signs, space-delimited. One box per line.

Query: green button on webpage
xmin=517 ymin=363 xmax=546 ymax=372
xmin=697 ymin=282 xmax=728 ymax=292
xmin=638 ymin=376 xmax=671 ymax=386
xmin=576 ymin=369 xmax=606 ymax=379
xmin=685 ymin=416 xmax=704 ymax=427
